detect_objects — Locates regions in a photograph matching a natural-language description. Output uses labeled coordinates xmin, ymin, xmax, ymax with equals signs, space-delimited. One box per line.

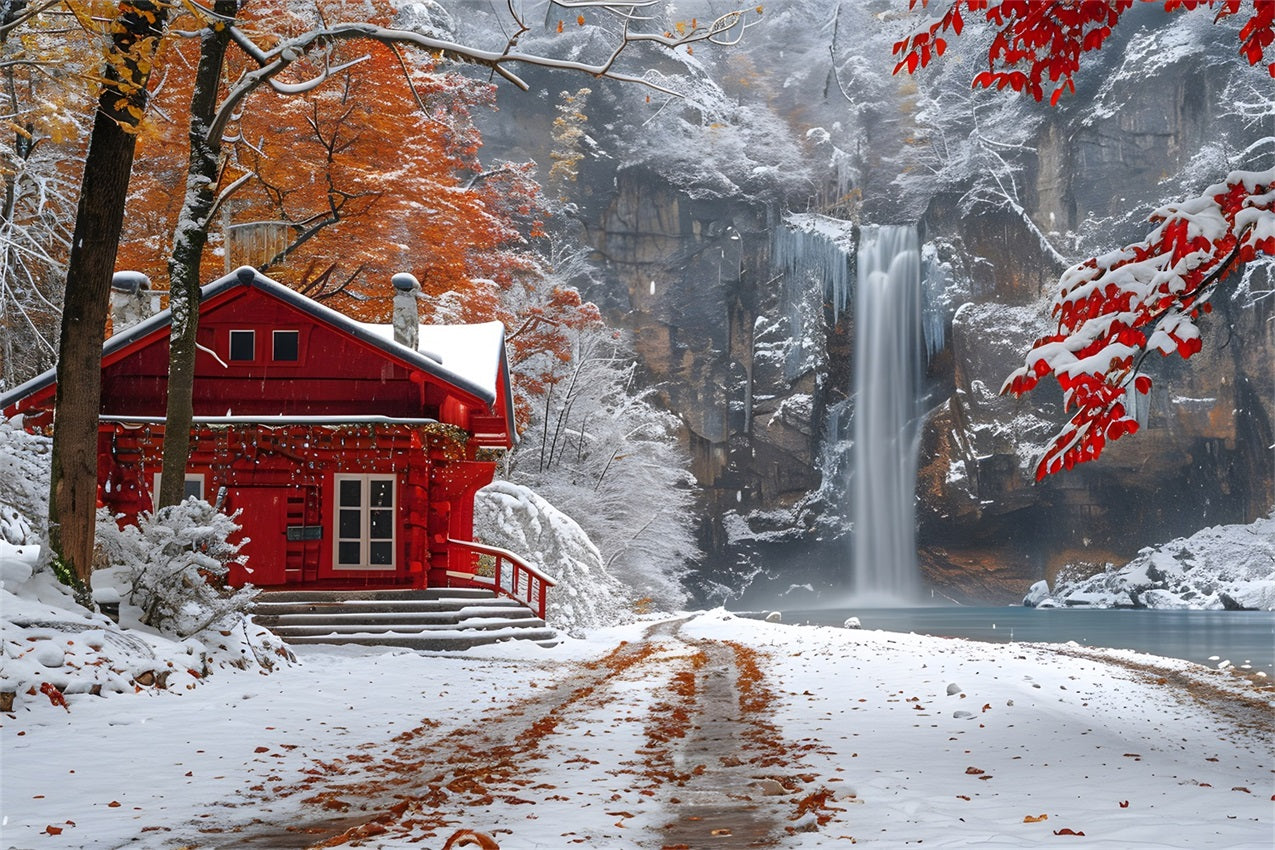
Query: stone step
xmin=252 ymin=599 xmax=526 ymax=619
xmin=256 ymin=587 xmax=495 ymax=604
xmin=267 ymin=616 xmax=548 ymax=637
xmin=251 ymin=587 xmax=557 ymax=650
xmin=280 ymin=628 xmax=560 ymax=652
xmin=252 ymin=606 xmax=530 ymax=628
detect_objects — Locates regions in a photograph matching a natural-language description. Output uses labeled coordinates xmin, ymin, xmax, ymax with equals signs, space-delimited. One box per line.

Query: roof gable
xmin=2 ymin=269 xmax=516 ymax=445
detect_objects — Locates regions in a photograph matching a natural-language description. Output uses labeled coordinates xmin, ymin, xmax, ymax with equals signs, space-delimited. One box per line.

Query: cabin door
xmin=226 ymin=487 xmax=289 ymax=586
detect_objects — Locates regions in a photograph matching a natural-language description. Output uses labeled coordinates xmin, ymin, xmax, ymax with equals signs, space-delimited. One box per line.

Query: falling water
xmin=851 ymin=224 xmax=923 ymax=602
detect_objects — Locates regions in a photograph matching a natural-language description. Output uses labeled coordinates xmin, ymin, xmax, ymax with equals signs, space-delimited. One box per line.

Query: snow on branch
xmin=1002 ymin=168 xmax=1275 ymax=480
xmin=894 ymin=0 xmax=1275 ymax=104
xmin=207 ymin=5 xmax=764 ymax=144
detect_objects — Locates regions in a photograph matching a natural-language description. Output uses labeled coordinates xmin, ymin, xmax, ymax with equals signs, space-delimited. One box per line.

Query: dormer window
xmin=273 ymin=330 xmax=299 ymax=362
xmin=229 ymin=329 xmax=255 ymax=362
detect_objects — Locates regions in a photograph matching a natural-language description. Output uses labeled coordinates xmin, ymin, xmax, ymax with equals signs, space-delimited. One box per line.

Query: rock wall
xmin=581 ymin=169 xmax=829 ymax=585
xmin=473 ymin=14 xmax=1274 ymax=606
xmin=573 ymin=153 xmax=1273 ymax=604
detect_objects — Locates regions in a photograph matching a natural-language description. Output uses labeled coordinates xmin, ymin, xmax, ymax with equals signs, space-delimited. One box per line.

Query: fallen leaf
xmin=1118 ymin=800 xmax=1129 ymax=808
xmin=1023 ymin=814 xmax=1048 ymax=823
xmin=108 ymin=801 xmax=122 ymax=808
xmin=965 ymin=766 xmax=985 ymax=775
xmin=1053 ymin=828 xmax=1086 ymax=836
xmin=44 ymin=826 xmax=63 ymax=836
xmin=710 ymin=828 xmax=732 ymax=836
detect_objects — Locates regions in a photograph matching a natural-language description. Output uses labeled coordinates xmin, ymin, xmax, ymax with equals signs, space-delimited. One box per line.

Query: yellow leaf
xmin=1023 ymin=814 xmax=1048 ymax=823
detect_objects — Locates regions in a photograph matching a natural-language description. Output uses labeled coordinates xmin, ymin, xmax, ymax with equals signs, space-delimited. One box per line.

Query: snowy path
xmin=215 ymin=616 xmax=828 ymax=848
xmin=3 ymin=611 xmax=1272 ymax=849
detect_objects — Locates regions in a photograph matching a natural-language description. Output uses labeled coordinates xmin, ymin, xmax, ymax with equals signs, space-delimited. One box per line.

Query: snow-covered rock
xmin=1 ymin=568 xmax=291 ymax=712
xmin=1022 ymin=580 xmax=1051 ymax=608
xmin=1028 ymin=515 xmax=1275 ymax=610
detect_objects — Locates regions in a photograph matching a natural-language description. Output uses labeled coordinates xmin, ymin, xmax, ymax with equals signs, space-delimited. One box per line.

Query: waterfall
xmin=851 ymin=224 xmax=923 ymax=602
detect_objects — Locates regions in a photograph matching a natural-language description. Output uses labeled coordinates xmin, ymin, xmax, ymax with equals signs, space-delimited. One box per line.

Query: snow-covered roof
xmin=0 ymin=268 xmax=510 ymax=414
xmin=357 ymin=320 xmax=507 ymax=400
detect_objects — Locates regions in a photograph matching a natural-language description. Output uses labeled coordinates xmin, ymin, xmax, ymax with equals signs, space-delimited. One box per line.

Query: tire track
xmin=177 ymin=617 xmax=842 ymax=849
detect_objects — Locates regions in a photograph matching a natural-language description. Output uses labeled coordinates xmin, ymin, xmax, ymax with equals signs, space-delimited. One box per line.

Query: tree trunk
xmin=47 ymin=1 xmax=170 ymax=604
xmin=159 ymin=0 xmax=239 ymax=510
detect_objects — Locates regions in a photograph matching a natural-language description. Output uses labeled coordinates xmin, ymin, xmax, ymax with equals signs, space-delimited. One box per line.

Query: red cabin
xmin=1 ymin=267 xmax=551 ymax=615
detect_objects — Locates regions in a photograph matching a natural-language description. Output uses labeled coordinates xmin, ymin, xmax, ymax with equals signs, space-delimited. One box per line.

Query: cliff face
xmin=911 ymin=34 xmax=1275 ymax=598
xmin=471 ymin=9 xmax=1273 ymax=605
xmin=580 ymin=170 xmax=829 ymax=584
xmin=575 ymin=50 xmax=1271 ymax=605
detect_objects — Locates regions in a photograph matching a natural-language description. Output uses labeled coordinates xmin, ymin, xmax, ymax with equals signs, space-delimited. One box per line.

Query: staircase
xmin=251 ymin=588 xmax=558 ymax=651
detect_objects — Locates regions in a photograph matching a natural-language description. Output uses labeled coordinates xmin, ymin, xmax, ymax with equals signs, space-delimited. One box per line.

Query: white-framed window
xmin=334 ymin=474 xmax=395 ymax=570
xmin=272 ymin=329 xmax=299 ymax=362
xmin=229 ymin=329 xmax=255 ymax=361
xmin=151 ymin=473 xmax=205 ymax=503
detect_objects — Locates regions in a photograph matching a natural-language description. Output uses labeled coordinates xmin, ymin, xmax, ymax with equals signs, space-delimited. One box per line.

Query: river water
xmin=783 ymin=606 xmax=1275 ymax=677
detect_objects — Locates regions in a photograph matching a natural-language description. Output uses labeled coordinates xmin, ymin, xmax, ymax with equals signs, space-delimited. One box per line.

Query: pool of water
xmin=781 ymin=606 xmax=1275 ymax=677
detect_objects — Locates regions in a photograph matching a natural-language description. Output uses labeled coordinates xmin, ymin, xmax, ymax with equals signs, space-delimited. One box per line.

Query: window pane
xmin=339 ymin=479 xmax=361 ymax=507
xmin=183 ymin=478 xmax=203 ymax=500
xmin=369 ymin=541 xmax=393 ymax=565
xmin=370 ymin=479 xmax=393 ymax=508
xmin=229 ymin=330 xmax=255 ymax=361
xmin=273 ymin=331 xmax=299 ymax=362
xmin=369 ymin=509 xmax=392 ymax=539
xmin=338 ymin=541 xmax=361 ymax=566
xmin=338 ymin=509 xmax=361 ymax=540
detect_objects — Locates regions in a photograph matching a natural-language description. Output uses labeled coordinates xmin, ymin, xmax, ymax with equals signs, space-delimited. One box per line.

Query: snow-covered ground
xmin=3 ymin=608 xmax=1271 ymax=849
xmin=1028 ymin=515 xmax=1275 ymax=611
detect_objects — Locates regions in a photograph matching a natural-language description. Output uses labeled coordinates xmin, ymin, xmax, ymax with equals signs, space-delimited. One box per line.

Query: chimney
xmin=110 ymin=271 xmax=152 ymax=335
xmin=392 ymin=273 xmax=421 ymax=350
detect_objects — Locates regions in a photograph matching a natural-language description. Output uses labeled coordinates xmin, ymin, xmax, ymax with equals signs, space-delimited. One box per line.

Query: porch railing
xmin=446 ymin=539 xmax=555 ymax=621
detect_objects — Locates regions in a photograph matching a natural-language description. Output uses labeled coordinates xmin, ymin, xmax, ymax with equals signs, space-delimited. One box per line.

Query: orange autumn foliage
xmin=117 ymin=0 xmax=606 ymax=424
xmin=120 ymin=0 xmax=544 ymax=325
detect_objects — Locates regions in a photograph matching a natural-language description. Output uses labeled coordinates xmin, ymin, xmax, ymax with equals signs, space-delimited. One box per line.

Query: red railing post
xmin=445 ymin=538 xmax=555 ymax=620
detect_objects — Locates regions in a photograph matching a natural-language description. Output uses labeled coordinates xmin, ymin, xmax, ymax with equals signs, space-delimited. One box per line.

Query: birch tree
xmin=152 ymin=0 xmax=763 ymax=510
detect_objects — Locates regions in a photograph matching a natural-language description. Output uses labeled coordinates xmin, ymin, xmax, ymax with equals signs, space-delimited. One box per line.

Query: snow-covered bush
xmin=475 ymin=480 xmax=630 ymax=634
xmin=1027 ymin=514 xmax=1275 ymax=611
xmin=95 ymin=501 xmax=257 ymax=637
xmin=0 ymin=418 xmax=50 ymax=545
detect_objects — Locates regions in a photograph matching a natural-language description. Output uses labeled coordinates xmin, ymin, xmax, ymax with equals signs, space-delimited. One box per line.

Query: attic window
xmin=273 ymin=330 xmax=299 ymax=362
xmin=229 ymin=330 xmax=255 ymax=362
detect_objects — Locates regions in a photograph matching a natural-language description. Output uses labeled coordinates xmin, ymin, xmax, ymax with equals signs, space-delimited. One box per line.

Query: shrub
xmin=95 ymin=500 xmax=257 ymax=637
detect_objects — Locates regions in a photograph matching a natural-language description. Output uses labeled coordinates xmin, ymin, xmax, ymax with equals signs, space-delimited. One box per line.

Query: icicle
xmin=771 ymin=213 xmax=856 ymax=322
xmin=921 ymin=243 xmax=951 ymax=359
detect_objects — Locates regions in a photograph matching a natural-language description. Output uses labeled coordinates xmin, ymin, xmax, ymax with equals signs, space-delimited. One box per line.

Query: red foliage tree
xmin=1001 ymin=170 xmax=1275 ymax=479
xmin=894 ymin=0 xmax=1275 ymax=479
xmin=893 ymin=0 xmax=1274 ymax=105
